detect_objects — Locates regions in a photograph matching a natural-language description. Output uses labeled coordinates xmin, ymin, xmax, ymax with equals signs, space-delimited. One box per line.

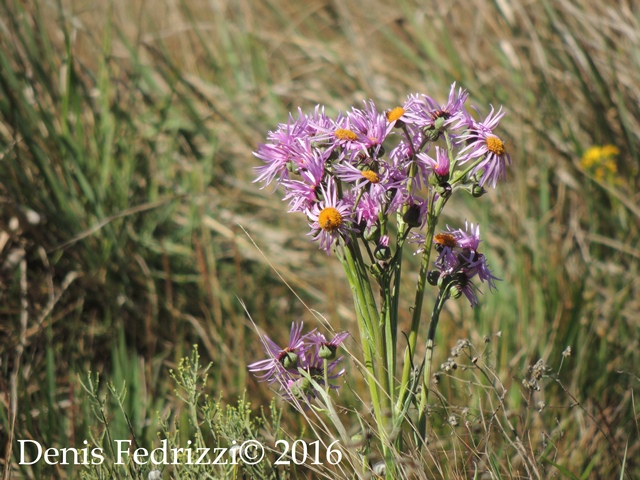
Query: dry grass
xmin=1 ymin=0 xmax=639 ymax=478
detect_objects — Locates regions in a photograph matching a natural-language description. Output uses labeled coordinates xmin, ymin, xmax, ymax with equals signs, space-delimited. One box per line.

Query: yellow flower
xmin=580 ymin=145 xmax=619 ymax=180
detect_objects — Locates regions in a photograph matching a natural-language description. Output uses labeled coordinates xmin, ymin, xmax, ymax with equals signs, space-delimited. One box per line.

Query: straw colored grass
xmin=1 ymin=0 xmax=638 ymax=478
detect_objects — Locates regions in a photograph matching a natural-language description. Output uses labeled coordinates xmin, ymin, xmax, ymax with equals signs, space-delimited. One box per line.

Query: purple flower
xmin=428 ymin=222 xmax=500 ymax=307
xmin=281 ymin=146 xmax=327 ymax=212
xmin=293 ymin=331 xmax=349 ymax=397
xmin=354 ymin=190 xmax=382 ymax=229
xmin=306 ymin=330 xmax=350 ymax=360
xmin=306 ymin=179 xmax=357 ymax=254
xmin=458 ymin=106 xmax=511 ymax=188
xmin=449 ymin=223 xmax=499 ymax=291
xmin=409 ymin=232 xmax=427 ymax=255
xmin=374 ymin=234 xmax=392 ymax=261
xmin=249 ymin=324 xmax=349 ymax=402
xmin=389 ymin=131 xmax=423 ymax=170
xmin=309 ymin=111 xmax=369 ymax=160
xmin=253 ymin=113 xmax=312 ymax=187
xmin=449 ymin=221 xmax=481 ymax=251
xmin=346 ymin=101 xmax=394 ymax=159
xmin=402 ymin=82 xmax=469 ymax=136
xmin=416 ymin=146 xmax=450 ymax=182
xmin=252 ymin=87 xmax=513 ymax=262
xmin=333 ymin=162 xmax=382 ymax=190
xmin=247 ymin=322 xmax=308 ymax=385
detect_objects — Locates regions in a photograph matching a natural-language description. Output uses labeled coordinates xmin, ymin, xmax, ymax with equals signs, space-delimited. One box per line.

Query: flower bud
xmin=374 ymin=244 xmax=391 ymax=261
xmin=403 ymin=203 xmax=422 ymax=228
xmin=319 ymin=344 xmax=338 ymax=360
xmin=448 ymin=272 xmax=468 ymax=299
xmin=471 ymin=184 xmax=487 ymax=198
xmin=281 ymin=352 xmax=298 ymax=369
xmin=289 ymin=377 xmax=312 ymax=399
xmin=436 ymin=182 xmax=452 ymax=198
xmin=350 ymin=433 xmax=366 ymax=454
xmin=449 ymin=284 xmax=463 ymax=299
xmin=427 ymin=270 xmax=440 ymax=286
xmin=368 ymin=145 xmax=385 ymax=158
xmin=437 ymin=172 xmax=451 ymax=184
xmin=451 ymin=170 xmax=464 ymax=182
xmin=369 ymin=263 xmax=384 ymax=277
xmin=286 ymin=160 xmax=298 ymax=174
xmin=423 ymin=126 xmax=441 ymax=142
xmin=363 ymin=223 xmax=380 ymax=242
xmin=433 ymin=116 xmax=447 ymax=131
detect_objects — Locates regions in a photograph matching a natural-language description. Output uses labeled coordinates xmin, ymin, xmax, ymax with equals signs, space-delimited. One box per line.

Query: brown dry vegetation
xmin=1 ymin=0 xmax=639 ymax=478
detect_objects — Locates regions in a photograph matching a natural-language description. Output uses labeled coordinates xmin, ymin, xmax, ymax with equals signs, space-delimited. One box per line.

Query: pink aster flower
xmin=427 ymin=222 xmax=500 ymax=307
xmin=306 ymin=179 xmax=357 ymax=254
xmin=282 ymin=147 xmax=328 ymax=212
xmin=302 ymin=105 xmax=334 ymax=137
xmin=402 ymin=82 xmax=469 ymax=136
xmin=408 ymin=232 xmax=427 ymax=255
xmin=253 ymin=112 xmax=312 ymax=187
xmin=291 ymin=330 xmax=349 ymax=399
xmin=449 ymin=223 xmax=499 ymax=291
xmin=310 ymin=111 xmax=370 ymax=159
xmin=416 ymin=146 xmax=450 ymax=184
xmin=458 ymin=106 xmax=511 ymax=188
xmin=354 ymin=190 xmax=382 ymax=229
xmin=306 ymin=330 xmax=350 ymax=361
xmin=388 ymin=130 xmax=423 ymax=168
xmin=250 ymin=324 xmax=349 ymax=402
xmin=248 ymin=322 xmax=308 ymax=385
xmin=449 ymin=221 xmax=481 ymax=251
xmin=333 ymin=162 xmax=383 ymax=190
xmin=346 ymin=101 xmax=394 ymax=159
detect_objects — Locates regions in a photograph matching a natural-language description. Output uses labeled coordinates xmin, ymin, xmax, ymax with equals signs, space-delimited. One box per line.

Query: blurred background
xmin=1 ymin=0 xmax=639 ymax=478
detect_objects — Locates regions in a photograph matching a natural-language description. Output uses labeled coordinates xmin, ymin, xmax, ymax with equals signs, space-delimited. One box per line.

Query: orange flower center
xmin=360 ymin=170 xmax=380 ymax=183
xmin=335 ymin=129 xmax=358 ymax=141
xmin=434 ymin=233 xmax=457 ymax=248
xmin=486 ymin=136 xmax=506 ymax=156
xmin=386 ymin=107 xmax=405 ymax=122
xmin=318 ymin=207 xmax=343 ymax=232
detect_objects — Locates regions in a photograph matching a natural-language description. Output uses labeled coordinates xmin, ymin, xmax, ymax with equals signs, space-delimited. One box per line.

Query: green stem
xmin=382 ymin=276 xmax=396 ymax=409
xmin=385 ymin=124 xmax=422 ymax=413
xmin=323 ymin=358 xmax=329 ymax=394
xmin=339 ymin=241 xmax=391 ymax=444
xmin=416 ymin=282 xmax=451 ymax=440
xmin=395 ymin=195 xmax=446 ymax=413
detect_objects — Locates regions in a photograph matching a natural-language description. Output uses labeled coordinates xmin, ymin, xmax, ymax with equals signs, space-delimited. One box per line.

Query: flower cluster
xmin=248 ymin=323 xmax=349 ymax=401
xmin=253 ymin=84 xmax=511 ymax=308
xmin=253 ymin=83 xmax=511 ymax=256
xmin=580 ymin=144 xmax=619 ymax=182
xmin=419 ymin=222 xmax=499 ymax=307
